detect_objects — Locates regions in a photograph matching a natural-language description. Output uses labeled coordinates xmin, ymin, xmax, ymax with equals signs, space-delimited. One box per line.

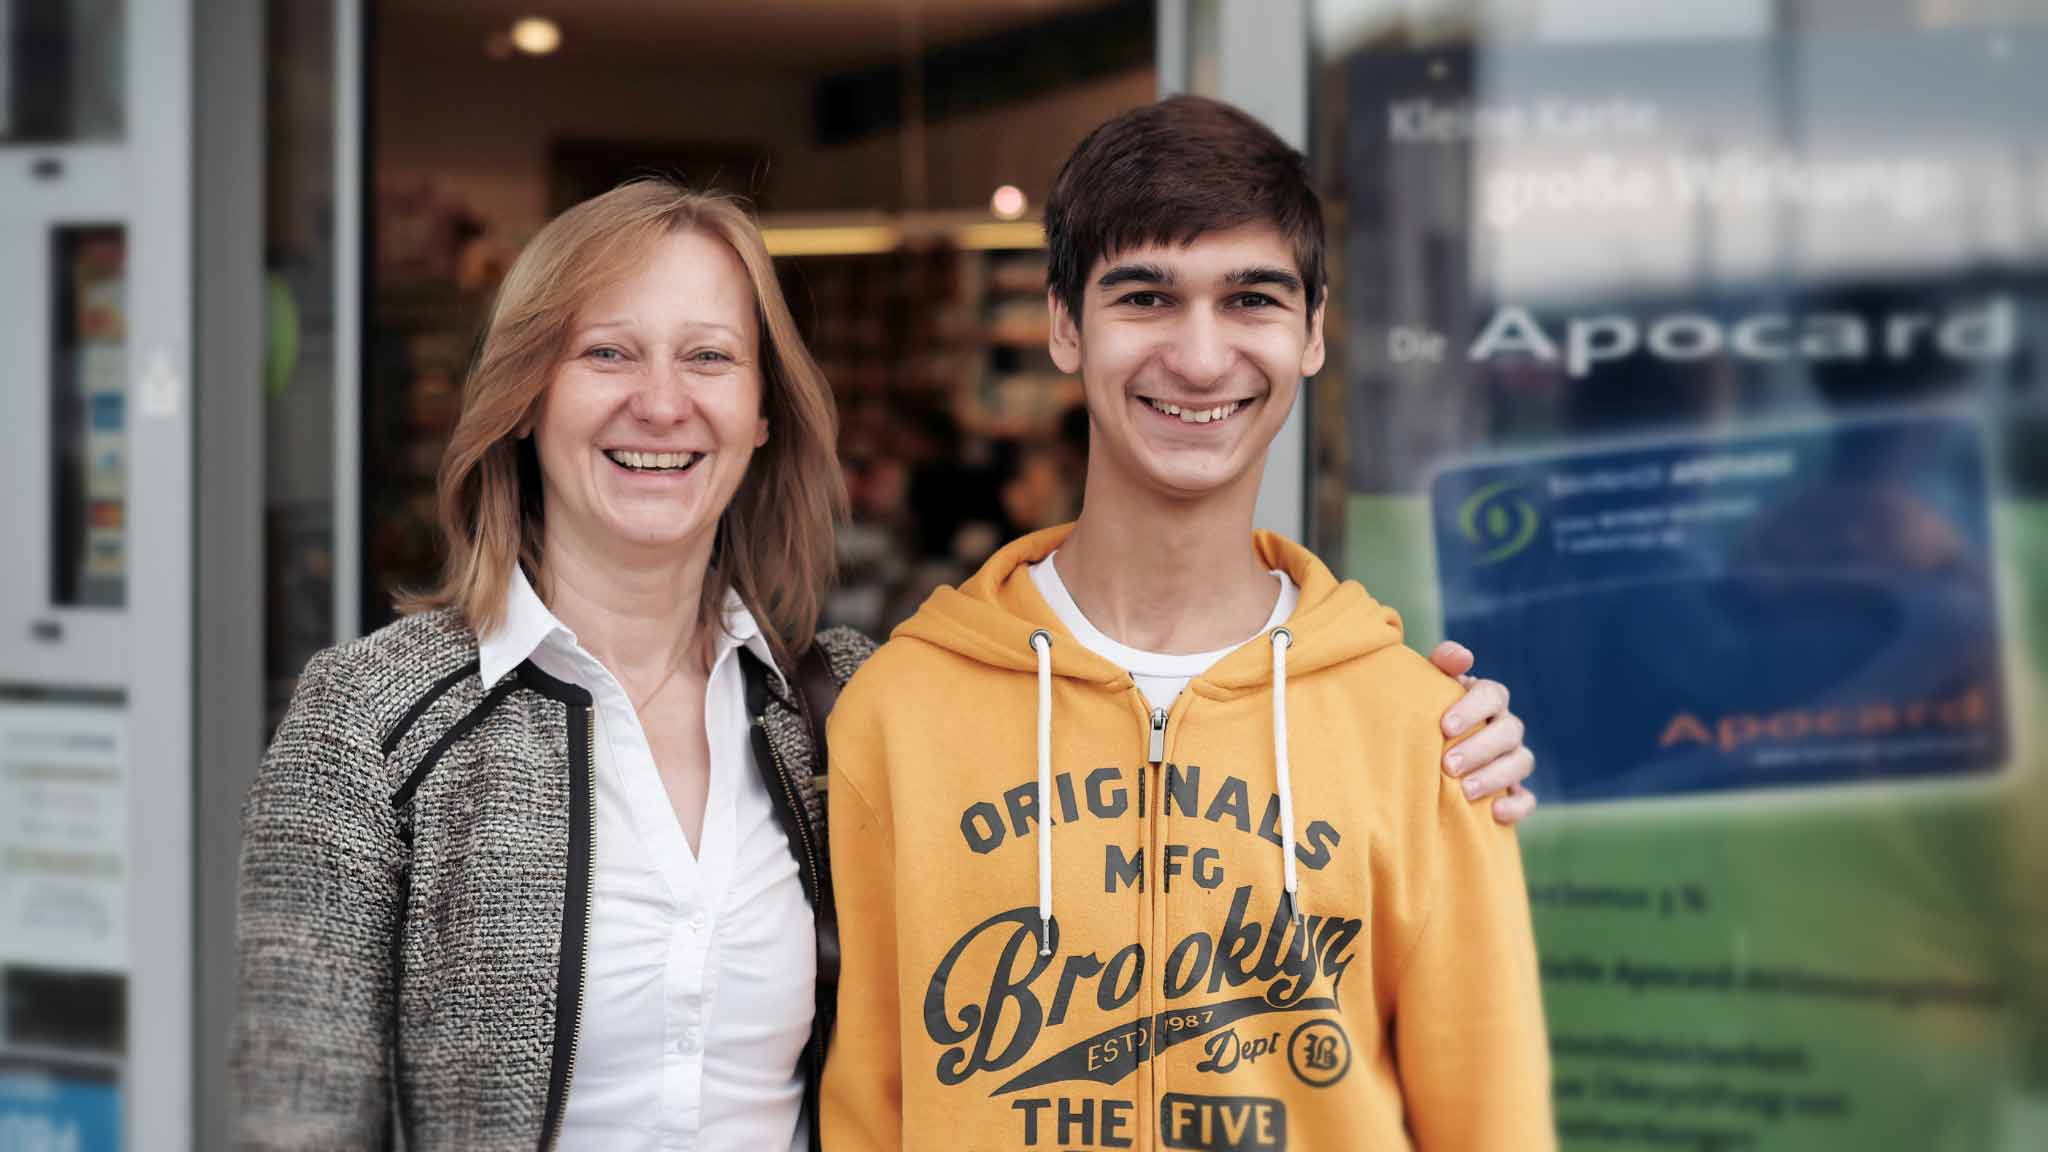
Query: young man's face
xmin=1049 ymin=223 xmax=1325 ymax=505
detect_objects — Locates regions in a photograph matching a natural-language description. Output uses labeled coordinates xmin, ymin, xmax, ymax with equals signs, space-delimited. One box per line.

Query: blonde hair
xmin=404 ymin=180 xmax=844 ymax=667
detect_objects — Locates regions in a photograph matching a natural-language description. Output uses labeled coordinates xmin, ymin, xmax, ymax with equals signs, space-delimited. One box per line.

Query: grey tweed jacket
xmin=231 ymin=607 xmax=873 ymax=1151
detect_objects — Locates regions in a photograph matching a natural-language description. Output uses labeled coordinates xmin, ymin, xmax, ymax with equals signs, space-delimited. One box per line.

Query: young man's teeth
xmin=1147 ymin=398 xmax=1241 ymax=424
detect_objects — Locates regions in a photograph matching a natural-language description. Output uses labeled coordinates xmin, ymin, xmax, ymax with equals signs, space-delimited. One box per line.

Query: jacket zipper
xmin=542 ymin=705 xmax=597 ymax=1151
xmin=758 ymin=714 xmax=824 ymax=912
xmin=1144 ymin=704 xmax=1168 ymax=1147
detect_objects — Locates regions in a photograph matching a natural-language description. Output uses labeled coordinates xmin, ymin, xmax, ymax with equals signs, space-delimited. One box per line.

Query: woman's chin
xmin=593 ymin=516 xmax=716 ymax=556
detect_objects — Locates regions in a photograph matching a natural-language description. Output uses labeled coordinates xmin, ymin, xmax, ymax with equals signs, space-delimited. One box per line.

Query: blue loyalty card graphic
xmin=0 ymin=1062 xmax=120 ymax=1151
xmin=1431 ymin=416 xmax=2006 ymax=803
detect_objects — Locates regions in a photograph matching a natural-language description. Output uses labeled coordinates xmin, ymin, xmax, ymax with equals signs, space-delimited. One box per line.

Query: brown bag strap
xmin=794 ymin=638 xmax=844 ymax=1126
xmin=794 ymin=641 xmax=840 ymax=782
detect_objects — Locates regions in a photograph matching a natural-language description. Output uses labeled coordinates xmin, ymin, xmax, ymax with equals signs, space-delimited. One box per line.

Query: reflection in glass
xmin=1311 ymin=7 xmax=2047 ymax=1150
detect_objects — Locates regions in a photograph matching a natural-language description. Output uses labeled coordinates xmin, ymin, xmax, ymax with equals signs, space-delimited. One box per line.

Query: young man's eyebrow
xmin=1096 ymin=263 xmax=1174 ymax=290
xmin=1226 ymin=266 xmax=1304 ymax=295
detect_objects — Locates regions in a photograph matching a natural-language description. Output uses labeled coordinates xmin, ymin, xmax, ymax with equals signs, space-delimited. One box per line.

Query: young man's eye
xmin=1118 ymin=291 xmax=1168 ymax=308
xmin=1232 ymin=293 xmax=1279 ymax=310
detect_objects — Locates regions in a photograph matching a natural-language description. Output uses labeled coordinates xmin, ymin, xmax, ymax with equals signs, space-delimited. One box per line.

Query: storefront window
xmin=1313 ymin=2 xmax=2044 ymax=1147
xmin=361 ymin=0 xmax=1153 ymax=635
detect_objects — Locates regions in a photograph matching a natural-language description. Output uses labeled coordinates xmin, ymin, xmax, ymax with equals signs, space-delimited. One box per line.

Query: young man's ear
xmin=1048 ymin=288 xmax=1083 ymax=375
xmin=1301 ymin=298 xmax=1328 ymax=378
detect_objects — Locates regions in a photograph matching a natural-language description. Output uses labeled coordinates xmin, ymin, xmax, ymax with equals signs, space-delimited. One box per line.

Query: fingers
xmin=1443 ymin=676 xmax=1512 ymax=738
xmin=1491 ymin=784 xmax=1538 ymax=826
xmin=1457 ymin=742 xmax=1534 ymax=802
xmin=1445 ymin=710 xmax=1525 ymax=779
xmin=1429 ymin=640 xmax=1475 ymax=680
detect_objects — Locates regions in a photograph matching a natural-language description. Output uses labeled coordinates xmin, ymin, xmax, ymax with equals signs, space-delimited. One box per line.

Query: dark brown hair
xmin=1044 ymin=94 xmax=1326 ymax=325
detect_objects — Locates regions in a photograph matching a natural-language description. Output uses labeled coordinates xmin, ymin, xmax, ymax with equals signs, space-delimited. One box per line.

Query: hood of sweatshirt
xmin=896 ymin=524 xmax=1405 ymax=687
xmin=897 ymin=523 xmax=1407 ymax=943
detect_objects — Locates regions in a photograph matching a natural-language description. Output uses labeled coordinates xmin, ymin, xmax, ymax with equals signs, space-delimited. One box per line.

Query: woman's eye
xmin=688 ymin=349 xmax=734 ymax=364
xmin=585 ymin=346 xmax=626 ymax=363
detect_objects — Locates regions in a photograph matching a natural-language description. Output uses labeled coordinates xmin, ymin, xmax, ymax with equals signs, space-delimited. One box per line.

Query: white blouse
xmin=480 ymin=569 xmax=815 ymax=1152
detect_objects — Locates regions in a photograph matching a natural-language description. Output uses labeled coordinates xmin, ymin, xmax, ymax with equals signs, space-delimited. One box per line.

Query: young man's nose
xmin=1159 ymin=308 xmax=1234 ymax=386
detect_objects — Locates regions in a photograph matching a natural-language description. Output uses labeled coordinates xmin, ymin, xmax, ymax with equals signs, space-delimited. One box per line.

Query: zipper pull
xmin=1148 ymin=707 xmax=1168 ymax=765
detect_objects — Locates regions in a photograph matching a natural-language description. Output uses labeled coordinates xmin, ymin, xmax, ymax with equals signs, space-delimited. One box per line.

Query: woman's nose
xmin=627 ymin=357 xmax=697 ymax=424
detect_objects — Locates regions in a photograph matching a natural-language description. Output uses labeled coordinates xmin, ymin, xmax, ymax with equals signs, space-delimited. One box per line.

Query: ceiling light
xmin=957 ymin=221 xmax=1046 ymax=251
xmin=761 ymin=225 xmax=904 ymax=257
xmin=990 ymin=185 xmax=1029 ymax=221
xmin=511 ymin=17 xmax=562 ymax=56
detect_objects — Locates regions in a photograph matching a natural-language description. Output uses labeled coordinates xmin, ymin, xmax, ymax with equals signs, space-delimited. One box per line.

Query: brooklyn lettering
xmin=925 ymin=886 xmax=1361 ymax=1085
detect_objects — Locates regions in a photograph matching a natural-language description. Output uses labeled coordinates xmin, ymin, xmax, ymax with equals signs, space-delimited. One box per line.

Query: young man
xmin=822 ymin=96 xmax=1551 ymax=1151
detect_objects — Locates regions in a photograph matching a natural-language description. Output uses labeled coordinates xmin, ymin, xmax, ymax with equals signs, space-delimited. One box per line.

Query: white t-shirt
xmin=480 ymin=568 xmax=813 ymax=1152
xmin=1029 ymin=551 xmax=1298 ymax=714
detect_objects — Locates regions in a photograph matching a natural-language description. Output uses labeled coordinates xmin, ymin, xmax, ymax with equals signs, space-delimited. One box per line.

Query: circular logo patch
xmin=1288 ymin=1018 xmax=1352 ymax=1088
xmin=1456 ymin=480 xmax=1540 ymax=565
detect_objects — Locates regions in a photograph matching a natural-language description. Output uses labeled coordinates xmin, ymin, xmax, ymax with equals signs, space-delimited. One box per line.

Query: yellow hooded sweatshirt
xmin=822 ymin=526 xmax=1551 ymax=1152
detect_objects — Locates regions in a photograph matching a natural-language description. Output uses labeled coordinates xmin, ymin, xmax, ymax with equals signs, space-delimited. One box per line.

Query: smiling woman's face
xmin=531 ymin=228 xmax=768 ymax=563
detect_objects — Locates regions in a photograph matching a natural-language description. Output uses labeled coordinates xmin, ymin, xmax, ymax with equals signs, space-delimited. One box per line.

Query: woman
xmin=232 ymin=180 xmax=1535 ymax=1150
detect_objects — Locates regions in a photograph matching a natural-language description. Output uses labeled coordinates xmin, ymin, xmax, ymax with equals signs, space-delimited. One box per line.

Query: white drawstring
xmin=1030 ymin=629 xmax=1055 ymax=955
xmin=1271 ymin=628 xmax=1301 ymax=924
